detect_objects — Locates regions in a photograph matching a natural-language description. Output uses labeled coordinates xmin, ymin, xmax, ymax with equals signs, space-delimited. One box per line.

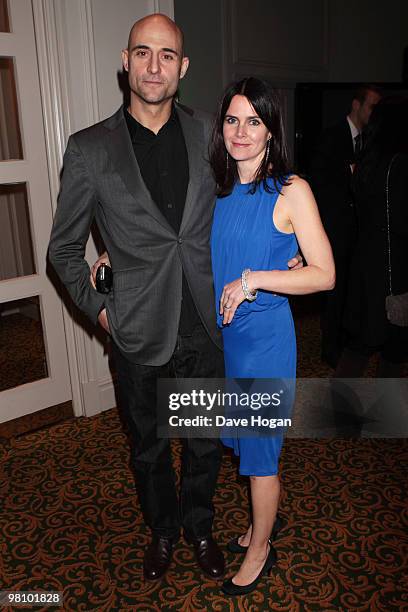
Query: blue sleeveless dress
xmin=210 ymin=178 xmax=297 ymax=476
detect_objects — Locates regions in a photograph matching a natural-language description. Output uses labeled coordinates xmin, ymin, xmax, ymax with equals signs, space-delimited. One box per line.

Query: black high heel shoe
xmin=227 ymin=514 xmax=283 ymax=553
xmin=221 ymin=544 xmax=277 ymax=596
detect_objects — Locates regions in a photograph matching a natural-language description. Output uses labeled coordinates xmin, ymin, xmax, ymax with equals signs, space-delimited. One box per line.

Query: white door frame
xmin=32 ymin=0 xmax=103 ymax=417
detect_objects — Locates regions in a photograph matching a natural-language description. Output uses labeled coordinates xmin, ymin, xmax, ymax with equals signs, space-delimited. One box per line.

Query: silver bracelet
xmin=241 ymin=268 xmax=258 ymax=301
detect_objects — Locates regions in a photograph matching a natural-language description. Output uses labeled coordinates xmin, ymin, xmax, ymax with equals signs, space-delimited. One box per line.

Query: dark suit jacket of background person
xmin=308 ymin=118 xmax=357 ymax=253
xmin=307 ymin=118 xmax=358 ymax=366
xmin=49 ymin=104 xmax=222 ymax=364
xmin=344 ymin=152 xmax=408 ymax=349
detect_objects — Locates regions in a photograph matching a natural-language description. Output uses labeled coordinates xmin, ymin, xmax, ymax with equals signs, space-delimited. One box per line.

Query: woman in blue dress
xmin=209 ymin=78 xmax=335 ymax=596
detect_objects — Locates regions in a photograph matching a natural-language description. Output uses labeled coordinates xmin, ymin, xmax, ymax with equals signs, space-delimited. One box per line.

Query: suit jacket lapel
xmin=102 ymin=108 xmax=174 ymax=234
xmin=177 ymin=106 xmax=205 ymax=233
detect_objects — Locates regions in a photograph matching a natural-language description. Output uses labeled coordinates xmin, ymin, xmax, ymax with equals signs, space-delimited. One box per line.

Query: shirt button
xmin=178 ymin=238 xmax=183 ymax=244
xmin=167 ymin=203 xmax=173 ymax=209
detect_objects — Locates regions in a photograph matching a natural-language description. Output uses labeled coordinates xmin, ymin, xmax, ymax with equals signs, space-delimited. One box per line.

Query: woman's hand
xmin=288 ymin=252 xmax=303 ymax=270
xmin=90 ymin=251 xmax=110 ymax=288
xmin=220 ymin=277 xmax=250 ymax=325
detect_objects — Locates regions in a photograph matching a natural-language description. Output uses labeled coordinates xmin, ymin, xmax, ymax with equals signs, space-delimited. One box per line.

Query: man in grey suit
xmin=49 ymin=13 xmax=225 ymax=581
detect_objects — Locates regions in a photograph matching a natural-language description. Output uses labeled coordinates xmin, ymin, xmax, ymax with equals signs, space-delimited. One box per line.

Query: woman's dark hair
xmin=209 ymin=77 xmax=291 ymax=196
xmin=355 ymin=96 xmax=408 ymax=188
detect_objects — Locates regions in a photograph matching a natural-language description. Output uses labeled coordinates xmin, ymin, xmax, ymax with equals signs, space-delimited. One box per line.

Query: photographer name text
xmin=168 ymin=415 xmax=291 ymax=429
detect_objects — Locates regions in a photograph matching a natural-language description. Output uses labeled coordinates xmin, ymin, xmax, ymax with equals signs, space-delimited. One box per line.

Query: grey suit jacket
xmin=49 ymin=105 xmax=222 ymax=365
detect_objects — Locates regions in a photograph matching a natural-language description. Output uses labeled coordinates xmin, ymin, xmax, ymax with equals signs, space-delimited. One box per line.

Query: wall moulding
xmin=32 ymin=0 xmax=108 ymax=418
xmin=150 ymin=0 xmax=174 ymax=19
xmin=223 ymin=0 xmax=329 ymax=83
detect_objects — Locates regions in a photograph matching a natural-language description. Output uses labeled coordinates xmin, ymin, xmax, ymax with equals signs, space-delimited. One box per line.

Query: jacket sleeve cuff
xmin=85 ymin=291 xmax=106 ymax=326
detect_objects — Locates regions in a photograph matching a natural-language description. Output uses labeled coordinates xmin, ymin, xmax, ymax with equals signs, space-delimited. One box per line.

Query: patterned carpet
xmin=0 ymin=312 xmax=48 ymax=392
xmin=1 ymin=408 xmax=407 ymax=611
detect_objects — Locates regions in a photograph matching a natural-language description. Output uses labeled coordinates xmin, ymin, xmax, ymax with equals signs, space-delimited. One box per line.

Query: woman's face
xmin=222 ymin=94 xmax=271 ymax=167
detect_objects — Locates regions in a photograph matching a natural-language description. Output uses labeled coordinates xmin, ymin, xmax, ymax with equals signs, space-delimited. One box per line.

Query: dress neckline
xmin=235 ymin=181 xmax=253 ymax=189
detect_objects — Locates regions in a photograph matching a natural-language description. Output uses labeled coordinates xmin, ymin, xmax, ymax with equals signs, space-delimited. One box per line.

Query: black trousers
xmin=112 ymin=323 xmax=224 ymax=542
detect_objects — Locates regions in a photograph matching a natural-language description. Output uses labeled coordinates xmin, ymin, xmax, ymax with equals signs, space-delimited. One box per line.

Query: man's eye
xmin=162 ymin=54 xmax=174 ymax=60
xmin=136 ymin=51 xmax=147 ymax=56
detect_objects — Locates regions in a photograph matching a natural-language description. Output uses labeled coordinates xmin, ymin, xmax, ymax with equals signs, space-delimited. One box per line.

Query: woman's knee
xmin=249 ymin=474 xmax=279 ymax=483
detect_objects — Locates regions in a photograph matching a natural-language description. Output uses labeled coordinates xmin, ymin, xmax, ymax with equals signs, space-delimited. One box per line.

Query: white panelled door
xmin=0 ymin=0 xmax=71 ymax=422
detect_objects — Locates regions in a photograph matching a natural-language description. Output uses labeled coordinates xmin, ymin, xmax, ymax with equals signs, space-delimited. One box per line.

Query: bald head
xmin=128 ymin=13 xmax=184 ymax=57
xmin=122 ymin=12 xmax=189 ymax=115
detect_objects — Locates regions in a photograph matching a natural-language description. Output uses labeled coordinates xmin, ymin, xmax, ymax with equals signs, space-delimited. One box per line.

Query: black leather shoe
xmin=192 ymin=536 xmax=225 ymax=578
xmin=227 ymin=514 xmax=283 ymax=553
xmin=143 ymin=536 xmax=174 ymax=581
xmin=222 ymin=544 xmax=277 ymax=596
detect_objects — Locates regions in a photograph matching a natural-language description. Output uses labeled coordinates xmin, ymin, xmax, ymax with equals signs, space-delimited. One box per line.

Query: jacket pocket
xmin=113 ymin=267 xmax=144 ymax=292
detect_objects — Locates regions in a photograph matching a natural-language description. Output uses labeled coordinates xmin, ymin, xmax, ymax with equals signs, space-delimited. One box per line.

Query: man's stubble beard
xmin=130 ymin=76 xmax=178 ymax=106
xmin=133 ymin=90 xmax=174 ymax=105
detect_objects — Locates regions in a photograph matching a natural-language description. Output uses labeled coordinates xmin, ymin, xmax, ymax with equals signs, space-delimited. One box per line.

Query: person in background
xmin=309 ymin=85 xmax=381 ymax=368
xmin=209 ymin=77 xmax=335 ymax=596
xmin=337 ymin=97 xmax=408 ymax=379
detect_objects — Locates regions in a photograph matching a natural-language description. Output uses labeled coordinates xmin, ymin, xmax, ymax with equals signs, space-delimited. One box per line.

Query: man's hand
xmin=98 ymin=308 xmax=110 ymax=334
xmin=90 ymin=251 xmax=111 ymax=288
xmin=288 ymin=252 xmax=303 ymax=270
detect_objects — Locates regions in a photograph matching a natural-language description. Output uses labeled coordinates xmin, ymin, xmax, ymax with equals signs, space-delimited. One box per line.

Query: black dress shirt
xmin=124 ymin=106 xmax=199 ymax=334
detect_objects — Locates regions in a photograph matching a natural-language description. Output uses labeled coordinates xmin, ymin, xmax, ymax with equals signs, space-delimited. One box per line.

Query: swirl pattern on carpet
xmin=1 ymin=410 xmax=407 ymax=611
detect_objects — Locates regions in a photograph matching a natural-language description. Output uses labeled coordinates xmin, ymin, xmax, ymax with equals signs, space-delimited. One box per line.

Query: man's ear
xmin=122 ymin=49 xmax=129 ymax=72
xmin=179 ymin=56 xmax=189 ymax=80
